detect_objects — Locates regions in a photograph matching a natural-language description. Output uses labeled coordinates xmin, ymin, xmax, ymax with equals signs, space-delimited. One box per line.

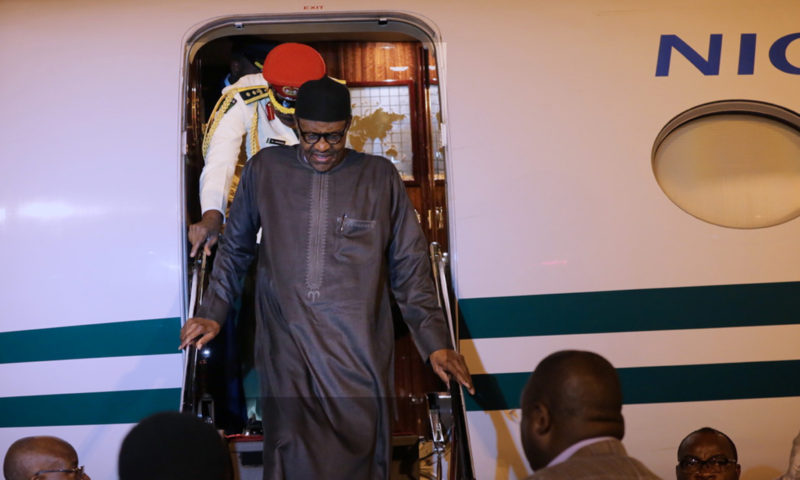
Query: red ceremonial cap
xmin=262 ymin=43 xmax=327 ymax=101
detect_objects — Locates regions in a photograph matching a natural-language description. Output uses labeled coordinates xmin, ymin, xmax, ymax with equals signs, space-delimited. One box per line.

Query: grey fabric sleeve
xmin=195 ymin=158 xmax=261 ymax=325
xmin=385 ymin=164 xmax=453 ymax=360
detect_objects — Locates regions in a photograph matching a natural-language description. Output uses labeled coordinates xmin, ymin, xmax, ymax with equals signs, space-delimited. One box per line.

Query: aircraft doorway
xmin=184 ymin=15 xmax=450 ymax=247
xmin=181 ymin=13 xmax=456 ymax=473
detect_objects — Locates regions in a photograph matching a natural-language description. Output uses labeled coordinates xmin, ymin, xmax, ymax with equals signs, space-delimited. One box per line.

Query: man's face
xmin=676 ymin=431 xmax=740 ymax=480
xmin=520 ymin=407 xmax=542 ymax=470
xmin=520 ymin=397 xmax=552 ymax=471
xmin=296 ymin=117 xmax=350 ymax=173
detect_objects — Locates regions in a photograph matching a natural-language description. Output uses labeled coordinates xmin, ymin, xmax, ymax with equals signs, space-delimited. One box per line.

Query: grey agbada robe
xmin=197 ymin=145 xmax=452 ymax=480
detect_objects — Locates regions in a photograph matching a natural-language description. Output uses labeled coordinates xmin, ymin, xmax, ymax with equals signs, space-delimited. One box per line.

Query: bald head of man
xmin=3 ymin=436 xmax=88 ymax=480
xmin=520 ymin=350 xmax=625 ymax=471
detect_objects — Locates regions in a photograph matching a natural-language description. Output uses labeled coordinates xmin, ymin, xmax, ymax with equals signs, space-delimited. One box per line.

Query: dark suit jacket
xmin=525 ymin=438 xmax=662 ymax=480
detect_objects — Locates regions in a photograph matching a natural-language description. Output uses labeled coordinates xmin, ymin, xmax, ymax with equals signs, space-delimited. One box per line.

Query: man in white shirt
xmin=189 ymin=42 xmax=327 ymax=257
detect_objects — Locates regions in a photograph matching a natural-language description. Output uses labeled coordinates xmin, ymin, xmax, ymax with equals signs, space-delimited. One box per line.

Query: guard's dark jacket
xmin=197 ymin=145 xmax=452 ymax=480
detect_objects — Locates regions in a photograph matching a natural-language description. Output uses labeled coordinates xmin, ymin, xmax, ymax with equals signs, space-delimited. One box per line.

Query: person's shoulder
xmin=527 ymin=460 xmax=660 ymax=480
xmin=249 ymin=145 xmax=295 ymax=165
xmin=237 ymin=147 xmax=289 ymax=184
xmin=222 ymin=73 xmax=269 ymax=104
xmin=626 ymin=458 xmax=662 ymax=479
xmin=527 ymin=442 xmax=662 ymax=480
xmin=223 ymin=73 xmax=267 ymax=93
xmin=348 ymin=151 xmax=398 ymax=174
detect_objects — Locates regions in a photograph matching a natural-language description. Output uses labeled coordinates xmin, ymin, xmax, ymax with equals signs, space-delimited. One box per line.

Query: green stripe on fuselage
xmin=459 ymin=281 xmax=800 ymax=339
xmin=465 ymin=359 xmax=800 ymax=411
xmin=0 ymin=318 xmax=181 ymax=364
xmin=0 ymin=388 xmax=181 ymax=427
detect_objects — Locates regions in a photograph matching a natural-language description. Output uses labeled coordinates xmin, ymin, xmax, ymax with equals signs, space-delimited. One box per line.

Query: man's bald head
xmin=520 ymin=350 xmax=625 ymax=470
xmin=522 ymin=350 xmax=624 ymax=426
xmin=3 ymin=436 xmax=79 ymax=480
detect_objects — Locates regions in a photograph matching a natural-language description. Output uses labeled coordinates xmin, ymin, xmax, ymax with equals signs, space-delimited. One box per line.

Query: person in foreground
xmin=520 ymin=350 xmax=661 ymax=479
xmin=3 ymin=435 xmax=89 ymax=480
xmin=181 ymin=76 xmax=473 ymax=480
xmin=118 ymin=411 xmax=232 ymax=480
xmin=676 ymin=427 xmax=740 ymax=480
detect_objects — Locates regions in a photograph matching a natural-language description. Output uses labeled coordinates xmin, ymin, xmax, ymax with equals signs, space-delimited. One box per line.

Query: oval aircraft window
xmin=652 ymin=100 xmax=800 ymax=228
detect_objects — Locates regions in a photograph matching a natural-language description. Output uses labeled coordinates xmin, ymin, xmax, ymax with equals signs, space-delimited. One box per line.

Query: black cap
xmin=295 ymin=76 xmax=351 ymax=122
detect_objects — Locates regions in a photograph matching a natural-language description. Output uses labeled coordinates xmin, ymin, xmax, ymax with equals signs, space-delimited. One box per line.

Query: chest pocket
xmin=334 ymin=216 xmax=378 ymax=264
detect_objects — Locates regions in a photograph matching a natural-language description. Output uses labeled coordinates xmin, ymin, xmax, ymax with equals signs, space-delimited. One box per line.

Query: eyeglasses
xmin=678 ymin=455 xmax=737 ymax=473
xmin=32 ymin=466 xmax=85 ymax=478
xmin=295 ymin=124 xmax=347 ymax=145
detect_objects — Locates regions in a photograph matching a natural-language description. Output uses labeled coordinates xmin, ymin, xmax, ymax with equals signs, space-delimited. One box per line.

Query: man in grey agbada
xmin=181 ymin=75 xmax=473 ymax=480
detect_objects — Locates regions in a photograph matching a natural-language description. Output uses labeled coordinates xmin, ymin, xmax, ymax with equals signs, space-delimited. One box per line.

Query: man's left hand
xmin=429 ymin=349 xmax=475 ymax=395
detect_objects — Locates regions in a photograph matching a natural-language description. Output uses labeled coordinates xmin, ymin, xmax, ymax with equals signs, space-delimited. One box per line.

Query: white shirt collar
xmin=546 ymin=436 xmax=616 ymax=468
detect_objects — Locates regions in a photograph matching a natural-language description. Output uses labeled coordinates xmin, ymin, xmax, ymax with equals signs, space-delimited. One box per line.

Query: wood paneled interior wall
xmin=310 ymin=41 xmax=419 ymax=83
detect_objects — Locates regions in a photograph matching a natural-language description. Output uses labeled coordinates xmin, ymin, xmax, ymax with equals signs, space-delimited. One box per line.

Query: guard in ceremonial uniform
xmin=189 ymin=43 xmax=327 ymax=257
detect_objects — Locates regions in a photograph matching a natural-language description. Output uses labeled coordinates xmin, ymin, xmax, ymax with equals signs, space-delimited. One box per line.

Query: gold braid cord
xmin=202 ymin=92 xmax=237 ymax=158
xmin=267 ymin=89 xmax=295 ymax=115
xmin=249 ymin=108 xmax=259 ymax=155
